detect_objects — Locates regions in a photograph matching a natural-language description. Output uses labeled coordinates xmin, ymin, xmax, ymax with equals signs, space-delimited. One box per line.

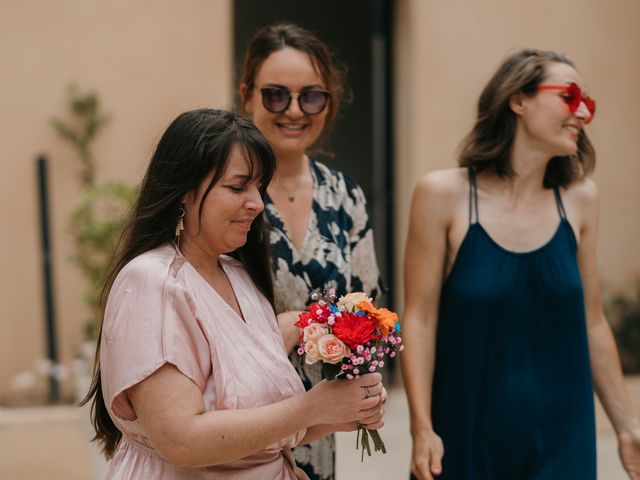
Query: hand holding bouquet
xmin=295 ymin=290 xmax=403 ymax=460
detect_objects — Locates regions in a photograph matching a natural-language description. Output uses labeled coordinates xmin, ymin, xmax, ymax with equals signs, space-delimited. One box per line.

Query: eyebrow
xmin=226 ymin=174 xmax=252 ymax=181
xmin=261 ymin=83 xmax=326 ymax=90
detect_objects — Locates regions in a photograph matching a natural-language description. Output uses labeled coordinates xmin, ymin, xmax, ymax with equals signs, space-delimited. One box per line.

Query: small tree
xmin=52 ymin=86 xmax=136 ymax=341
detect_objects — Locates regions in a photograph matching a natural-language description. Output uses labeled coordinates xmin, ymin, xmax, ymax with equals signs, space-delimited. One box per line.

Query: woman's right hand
xmin=307 ymin=373 xmax=384 ymax=426
xmin=411 ymin=428 xmax=444 ymax=479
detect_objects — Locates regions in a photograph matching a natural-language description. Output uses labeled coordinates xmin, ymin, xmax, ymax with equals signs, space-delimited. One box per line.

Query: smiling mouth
xmin=233 ymin=219 xmax=254 ymax=229
xmin=563 ymin=124 xmax=581 ymax=135
xmin=276 ymin=123 xmax=307 ymax=131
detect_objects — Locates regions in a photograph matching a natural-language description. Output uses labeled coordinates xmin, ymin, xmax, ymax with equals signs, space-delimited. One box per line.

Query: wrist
xmin=301 ymin=388 xmax=321 ymax=427
xmin=410 ymin=420 xmax=435 ymax=439
xmin=617 ymin=416 xmax=640 ymax=436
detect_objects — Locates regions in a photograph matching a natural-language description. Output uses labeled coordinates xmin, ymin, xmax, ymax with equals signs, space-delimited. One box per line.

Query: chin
xmin=553 ymin=141 xmax=578 ymax=158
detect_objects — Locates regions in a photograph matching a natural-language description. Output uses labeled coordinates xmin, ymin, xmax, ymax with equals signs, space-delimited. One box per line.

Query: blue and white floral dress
xmin=265 ymin=159 xmax=385 ymax=480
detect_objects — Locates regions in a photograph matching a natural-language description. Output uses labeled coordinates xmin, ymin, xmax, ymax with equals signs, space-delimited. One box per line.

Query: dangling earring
xmin=175 ymin=206 xmax=185 ymax=242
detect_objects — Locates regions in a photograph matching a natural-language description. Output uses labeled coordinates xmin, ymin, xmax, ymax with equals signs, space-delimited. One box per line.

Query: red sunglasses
xmin=537 ymin=82 xmax=596 ymax=124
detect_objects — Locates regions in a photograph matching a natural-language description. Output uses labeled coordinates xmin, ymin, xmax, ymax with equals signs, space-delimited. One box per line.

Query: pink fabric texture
xmin=100 ymin=245 xmax=308 ymax=479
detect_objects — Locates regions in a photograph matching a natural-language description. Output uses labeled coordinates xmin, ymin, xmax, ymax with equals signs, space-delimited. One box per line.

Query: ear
xmin=181 ymin=191 xmax=195 ymax=208
xmin=509 ymin=91 xmax=527 ymax=117
xmin=240 ymin=84 xmax=254 ymax=114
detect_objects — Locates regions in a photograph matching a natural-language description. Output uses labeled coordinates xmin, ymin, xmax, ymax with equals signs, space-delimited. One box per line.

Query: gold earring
xmin=175 ymin=206 xmax=185 ymax=241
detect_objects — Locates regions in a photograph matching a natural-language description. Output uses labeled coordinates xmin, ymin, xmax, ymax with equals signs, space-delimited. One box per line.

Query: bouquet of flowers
xmin=295 ymin=290 xmax=403 ymax=460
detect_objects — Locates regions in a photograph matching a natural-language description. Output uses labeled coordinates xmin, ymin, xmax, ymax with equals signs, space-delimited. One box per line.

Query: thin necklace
xmin=275 ymin=173 xmax=305 ymax=202
xmin=274 ymin=156 xmax=311 ymax=202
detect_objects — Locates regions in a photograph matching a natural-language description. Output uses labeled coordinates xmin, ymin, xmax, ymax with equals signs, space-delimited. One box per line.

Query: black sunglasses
xmin=259 ymin=87 xmax=330 ymax=115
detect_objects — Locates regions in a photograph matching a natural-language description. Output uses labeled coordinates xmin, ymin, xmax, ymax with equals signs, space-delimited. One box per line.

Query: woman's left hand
xmin=334 ymin=386 xmax=387 ymax=432
xmin=619 ymin=427 xmax=640 ymax=479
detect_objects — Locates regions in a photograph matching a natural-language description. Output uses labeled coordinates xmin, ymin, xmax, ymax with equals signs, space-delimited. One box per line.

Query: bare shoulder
xmin=563 ymin=176 xmax=599 ymax=212
xmin=562 ymin=177 xmax=599 ymax=232
xmin=412 ymin=167 xmax=467 ymax=209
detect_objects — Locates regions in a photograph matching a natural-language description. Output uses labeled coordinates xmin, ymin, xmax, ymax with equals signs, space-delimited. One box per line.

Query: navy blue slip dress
xmin=417 ymin=168 xmax=596 ymax=479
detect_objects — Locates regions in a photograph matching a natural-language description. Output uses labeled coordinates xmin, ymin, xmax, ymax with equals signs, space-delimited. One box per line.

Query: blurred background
xmin=1 ymin=0 xmax=639 ymax=478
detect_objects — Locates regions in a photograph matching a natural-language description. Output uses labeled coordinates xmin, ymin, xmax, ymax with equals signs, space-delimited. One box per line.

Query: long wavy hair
xmin=80 ymin=108 xmax=276 ymax=459
xmin=458 ymin=49 xmax=596 ymax=188
xmin=238 ymin=22 xmax=350 ymax=154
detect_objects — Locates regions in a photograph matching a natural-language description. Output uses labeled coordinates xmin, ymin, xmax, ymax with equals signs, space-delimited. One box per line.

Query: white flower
xmin=337 ymin=292 xmax=372 ymax=311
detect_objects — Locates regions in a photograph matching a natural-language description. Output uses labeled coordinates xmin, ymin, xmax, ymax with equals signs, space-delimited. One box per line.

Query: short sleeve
xmin=100 ymin=251 xmax=210 ymax=421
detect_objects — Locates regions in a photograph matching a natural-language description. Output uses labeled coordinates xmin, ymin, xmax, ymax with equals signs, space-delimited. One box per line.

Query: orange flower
xmin=356 ymin=301 xmax=398 ymax=336
xmin=356 ymin=300 xmax=376 ymax=314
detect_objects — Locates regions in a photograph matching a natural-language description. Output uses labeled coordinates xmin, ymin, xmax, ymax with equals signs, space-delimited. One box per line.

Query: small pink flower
xmin=317 ymin=334 xmax=350 ymax=364
xmin=369 ymin=366 xmax=376 ymax=372
xmin=347 ymin=374 xmax=354 ymax=380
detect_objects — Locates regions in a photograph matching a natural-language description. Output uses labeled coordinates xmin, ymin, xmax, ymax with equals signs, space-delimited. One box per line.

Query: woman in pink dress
xmin=82 ymin=109 xmax=385 ymax=479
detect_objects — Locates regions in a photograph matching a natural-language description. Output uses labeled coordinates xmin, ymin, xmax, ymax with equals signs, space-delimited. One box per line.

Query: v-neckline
xmin=265 ymin=160 xmax=316 ymax=256
xmin=184 ymin=255 xmax=249 ymax=325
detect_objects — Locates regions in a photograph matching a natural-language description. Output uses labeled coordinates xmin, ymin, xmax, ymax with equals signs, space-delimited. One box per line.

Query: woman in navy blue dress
xmin=401 ymin=49 xmax=640 ymax=479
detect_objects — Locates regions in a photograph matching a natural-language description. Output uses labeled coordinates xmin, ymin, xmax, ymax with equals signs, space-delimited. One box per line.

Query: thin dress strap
xmin=467 ymin=166 xmax=479 ymax=224
xmin=553 ymin=187 xmax=567 ymax=220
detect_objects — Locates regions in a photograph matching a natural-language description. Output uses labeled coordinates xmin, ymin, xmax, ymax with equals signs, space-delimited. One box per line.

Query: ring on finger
xmin=363 ymin=386 xmax=370 ymax=399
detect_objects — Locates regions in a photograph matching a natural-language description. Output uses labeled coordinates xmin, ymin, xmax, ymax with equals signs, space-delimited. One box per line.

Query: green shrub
xmin=52 ymin=86 xmax=136 ymax=341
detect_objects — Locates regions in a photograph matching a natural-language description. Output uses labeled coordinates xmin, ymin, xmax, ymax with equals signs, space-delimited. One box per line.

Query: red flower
xmin=294 ymin=311 xmax=315 ymax=329
xmin=331 ymin=312 xmax=379 ymax=350
xmin=294 ymin=303 xmax=332 ymax=329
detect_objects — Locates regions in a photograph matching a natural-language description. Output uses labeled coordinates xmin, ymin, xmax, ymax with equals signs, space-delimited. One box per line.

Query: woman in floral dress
xmin=239 ymin=23 xmax=385 ymax=479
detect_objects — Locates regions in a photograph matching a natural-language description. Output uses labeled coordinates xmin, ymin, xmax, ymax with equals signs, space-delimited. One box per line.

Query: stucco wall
xmin=394 ymin=0 xmax=640 ymax=308
xmin=3 ymin=0 xmax=639 ymax=401
xmin=0 ymin=0 xmax=232 ymax=400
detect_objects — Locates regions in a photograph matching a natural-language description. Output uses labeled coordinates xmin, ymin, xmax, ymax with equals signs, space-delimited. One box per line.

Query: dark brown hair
xmin=238 ymin=22 xmax=349 ymax=153
xmin=458 ymin=48 xmax=596 ymax=188
xmin=80 ymin=108 xmax=276 ymax=458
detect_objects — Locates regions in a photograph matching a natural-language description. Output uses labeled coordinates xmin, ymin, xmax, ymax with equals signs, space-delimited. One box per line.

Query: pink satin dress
xmin=100 ymin=245 xmax=308 ymax=479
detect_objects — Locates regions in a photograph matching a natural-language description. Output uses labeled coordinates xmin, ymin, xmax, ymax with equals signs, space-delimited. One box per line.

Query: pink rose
xmin=303 ymin=323 xmax=328 ymax=343
xmin=317 ymin=334 xmax=350 ymax=364
xmin=304 ymin=340 xmax=321 ymax=364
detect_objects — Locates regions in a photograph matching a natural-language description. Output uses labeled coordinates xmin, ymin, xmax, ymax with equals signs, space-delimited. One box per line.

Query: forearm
xmin=277 ymin=310 xmax=302 ymax=353
xmin=401 ymin=311 xmax=437 ymax=434
xmin=299 ymin=424 xmax=340 ymax=445
xmin=589 ymin=318 xmax=640 ymax=434
xmin=160 ymin=392 xmax=312 ymax=467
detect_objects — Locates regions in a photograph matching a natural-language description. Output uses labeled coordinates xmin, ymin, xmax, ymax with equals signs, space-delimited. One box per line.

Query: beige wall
xmin=394 ymin=0 xmax=640 ymax=307
xmin=3 ymin=1 xmax=639 ymax=401
xmin=0 ymin=0 xmax=232 ymax=400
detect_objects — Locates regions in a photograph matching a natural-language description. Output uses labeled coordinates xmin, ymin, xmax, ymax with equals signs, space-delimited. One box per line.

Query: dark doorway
xmin=233 ymin=0 xmax=395 ymax=305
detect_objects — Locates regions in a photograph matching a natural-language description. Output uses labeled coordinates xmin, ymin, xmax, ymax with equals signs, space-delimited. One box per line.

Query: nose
xmin=245 ymin=186 xmax=264 ymax=213
xmin=575 ymin=100 xmax=592 ymax=123
xmin=284 ymin=93 xmax=304 ymax=119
